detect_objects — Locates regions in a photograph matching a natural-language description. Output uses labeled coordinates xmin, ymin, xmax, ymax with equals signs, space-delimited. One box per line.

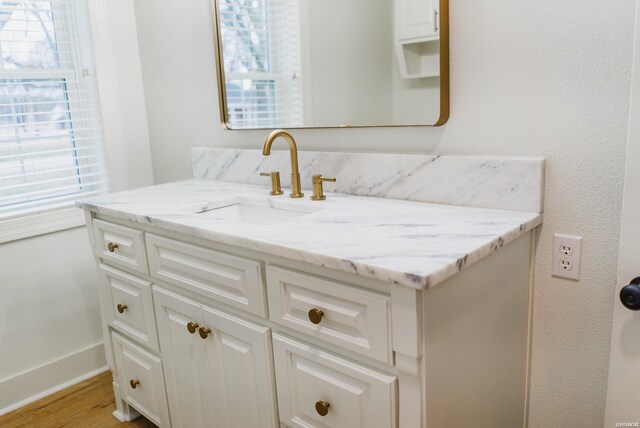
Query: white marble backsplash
xmin=192 ymin=148 xmax=545 ymax=213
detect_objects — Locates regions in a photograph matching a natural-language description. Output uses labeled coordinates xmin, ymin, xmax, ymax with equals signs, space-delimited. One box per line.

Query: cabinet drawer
xmin=273 ymin=334 xmax=397 ymax=428
xmin=112 ymin=332 xmax=170 ymax=427
xmin=100 ymin=265 xmax=158 ymax=351
xmin=94 ymin=219 xmax=148 ymax=274
xmin=146 ymin=234 xmax=267 ymax=317
xmin=266 ymin=266 xmax=392 ymax=363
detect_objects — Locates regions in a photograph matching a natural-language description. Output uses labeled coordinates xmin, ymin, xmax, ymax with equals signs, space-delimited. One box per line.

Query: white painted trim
xmin=523 ymin=230 xmax=538 ymax=428
xmin=603 ymin=0 xmax=640 ymax=423
xmin=0 ymin=69 xmax=75 ymax=79
xmin=87 ymin=0 xmax=154 ymax=192
xmin=0 ymin=343 xmax=108 ymax=416
xmin=0 ymin=206 xmax=86 ymax=244
xmin=87 ymin=0 xmax=130 ymax=192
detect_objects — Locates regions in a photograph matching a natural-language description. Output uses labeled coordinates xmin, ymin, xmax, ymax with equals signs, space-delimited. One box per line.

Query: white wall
xmin=0 ymin=227 xmax=105 ymax=413
xmin=0 ymin=228 xmax=102 ymax=379
xmin=132 ymin=0 xmax=636 ymax=426
xmin=133 ymin=0 xmax=220 ymax=185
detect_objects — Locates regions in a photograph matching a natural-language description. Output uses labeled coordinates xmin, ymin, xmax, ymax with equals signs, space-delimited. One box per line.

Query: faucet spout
xmin=262 ymin=130 xmax=304 ymax=198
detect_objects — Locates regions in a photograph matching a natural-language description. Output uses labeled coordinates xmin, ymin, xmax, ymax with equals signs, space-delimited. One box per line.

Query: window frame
xmin=0 ymin=0 xmax=107 ymax=243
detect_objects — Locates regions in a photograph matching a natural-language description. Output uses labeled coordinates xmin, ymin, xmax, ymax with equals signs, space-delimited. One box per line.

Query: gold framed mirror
xmin=211 ymin=0 xmax=449 ymax=129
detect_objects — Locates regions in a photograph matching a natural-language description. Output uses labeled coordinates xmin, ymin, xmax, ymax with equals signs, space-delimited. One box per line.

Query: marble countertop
xmin=77 ymin=179 xmax=542 ymax=290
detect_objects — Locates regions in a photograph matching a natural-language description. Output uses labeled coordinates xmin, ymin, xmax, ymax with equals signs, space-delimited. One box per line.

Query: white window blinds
xmin=0 ymin=0 xmax=107 ymax=218
xmin=219 ymin=0 xmax=303 ymax=128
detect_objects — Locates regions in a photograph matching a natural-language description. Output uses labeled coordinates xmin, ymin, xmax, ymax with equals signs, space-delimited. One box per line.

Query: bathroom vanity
xmin=77 ymin=149 xmax=544 ymax=428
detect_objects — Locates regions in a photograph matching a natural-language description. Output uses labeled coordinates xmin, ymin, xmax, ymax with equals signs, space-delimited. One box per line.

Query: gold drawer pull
xmin=129 ymin=379 xmax=140 ymax=389
xmin=116 ymin=304 xmax=127 ymax=314
xmin=107 ymin=242 xmax=118 ymax=252
xmin=199 ymin=327 xmax=211 ymax=339
xmin=187 ymin=322 xmax=199 ymax=334
xmin=315 ymin=400 xmax=330 ymax=416
xmin=308 ymin=308 xmax=324 ymax=325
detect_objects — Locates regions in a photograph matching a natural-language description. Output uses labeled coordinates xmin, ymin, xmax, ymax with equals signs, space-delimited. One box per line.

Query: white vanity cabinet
xmin=86 ymin=212 xmax=535 ymax=428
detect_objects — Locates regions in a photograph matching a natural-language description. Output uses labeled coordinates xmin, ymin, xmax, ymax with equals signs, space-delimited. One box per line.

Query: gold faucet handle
xmin=311 ymin=175 xmax=336 ymax=201
xmin=260 ymin=171 xmax=284 ymax=196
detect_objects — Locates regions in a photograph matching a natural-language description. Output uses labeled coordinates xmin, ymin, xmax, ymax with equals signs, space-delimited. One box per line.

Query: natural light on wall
xmin=219 ymin=0 xmax=303 ymax=129
xmin=0 ymin=0 xmax=107 ymax=219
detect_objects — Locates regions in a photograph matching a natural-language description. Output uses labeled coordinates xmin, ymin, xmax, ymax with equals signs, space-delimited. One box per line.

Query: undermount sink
xmin=190 ymin=197 xmax=322 ymax=225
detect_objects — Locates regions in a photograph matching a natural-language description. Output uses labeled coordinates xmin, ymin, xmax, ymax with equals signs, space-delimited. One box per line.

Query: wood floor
xmin=0 ymin=371 xmax=155 ymax=428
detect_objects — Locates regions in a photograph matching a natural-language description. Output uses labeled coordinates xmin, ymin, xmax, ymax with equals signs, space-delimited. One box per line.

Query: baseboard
xmin=0 ymin=342 xmax=108 ymax=416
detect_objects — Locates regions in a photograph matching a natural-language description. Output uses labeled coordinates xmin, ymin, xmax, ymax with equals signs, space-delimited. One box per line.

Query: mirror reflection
xmin=213 ymin=0 xmax=448 ymax=129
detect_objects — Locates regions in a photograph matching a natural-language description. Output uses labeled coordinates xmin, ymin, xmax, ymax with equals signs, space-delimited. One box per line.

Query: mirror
xmin=211 ymin=0 xmax=449 ymax=129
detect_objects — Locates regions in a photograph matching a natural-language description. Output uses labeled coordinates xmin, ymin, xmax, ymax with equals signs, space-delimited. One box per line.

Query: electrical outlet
xmin=552 ymin=234 xmax=582 ymax=280
xmin=559 ymin=259 xmax=573 ymax=271
xmin=559 ymin=243 xmax=574 ymax=256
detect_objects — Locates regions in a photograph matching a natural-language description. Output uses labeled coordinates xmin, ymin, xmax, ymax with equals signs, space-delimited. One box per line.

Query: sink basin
xmin=190 ymin=197 xmax=322 ymax=225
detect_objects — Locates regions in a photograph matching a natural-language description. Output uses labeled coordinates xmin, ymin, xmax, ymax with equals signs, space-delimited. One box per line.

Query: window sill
xmin=0 ymin=206 xmax=87 ymax=244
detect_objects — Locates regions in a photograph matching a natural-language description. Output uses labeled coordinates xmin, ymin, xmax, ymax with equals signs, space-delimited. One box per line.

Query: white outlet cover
xmin=552 ymin=234 xmax=582 ymax=280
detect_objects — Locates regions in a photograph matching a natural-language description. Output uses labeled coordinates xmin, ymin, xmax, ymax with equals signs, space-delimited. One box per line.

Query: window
xmin=0 ymin=0 xmax=107 ymax=219
xmin=219 ymin=0 xmax=303 ymax=128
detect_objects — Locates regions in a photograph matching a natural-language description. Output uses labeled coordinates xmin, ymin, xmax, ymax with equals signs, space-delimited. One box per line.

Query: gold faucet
xmin=311 ymin=175 xmax=336 ymax=201
xmin=262 ymin=130 xmax=304 ymax=198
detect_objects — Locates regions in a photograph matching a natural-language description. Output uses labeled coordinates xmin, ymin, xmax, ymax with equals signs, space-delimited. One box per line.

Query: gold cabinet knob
xmin=199 ymin=327 xmax=211 ymax=339
xmin=129 ymin=379 xmax=140 ymax=389
xmin=315 ymin=400 xmax=330 ymax=416
xmin=308 ymin=308 xmax=324 ymax=325
xmin=186 ymin=322 xmax=199 ymax=334
xmin=116 ymin=304 xmax=127 ymax=314
xmin=107 ymin=242 xmax=118 ymax=252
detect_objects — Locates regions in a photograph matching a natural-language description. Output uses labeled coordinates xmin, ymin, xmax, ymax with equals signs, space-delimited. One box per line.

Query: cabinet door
xmin=153 ymin=287 xmax=209 ymax=428
xmin=395 ymin=0 xmax=439 ymax=41
xmin=201 ymin=306 xmax=279 ymax=428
